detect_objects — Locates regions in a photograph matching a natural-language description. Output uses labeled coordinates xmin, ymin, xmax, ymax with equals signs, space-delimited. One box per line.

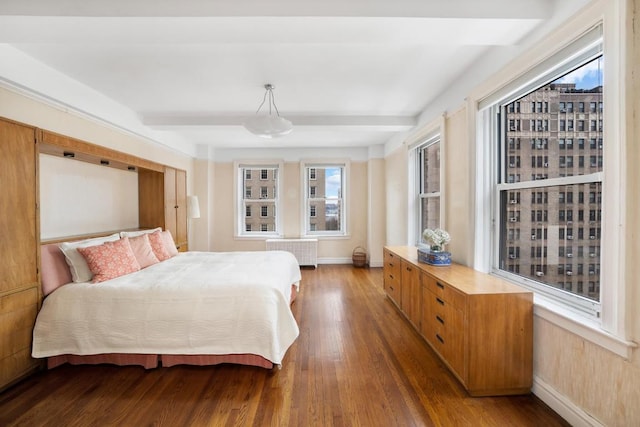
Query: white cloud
xmin=556 ymin=58 xmax=602 ymax=88
xmin=325 ymin=168 xmax=342 ymax=197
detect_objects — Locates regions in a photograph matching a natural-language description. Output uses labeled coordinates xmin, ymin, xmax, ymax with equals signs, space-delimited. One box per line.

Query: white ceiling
xmin=0 ymin=0 xmax=588 ymax=152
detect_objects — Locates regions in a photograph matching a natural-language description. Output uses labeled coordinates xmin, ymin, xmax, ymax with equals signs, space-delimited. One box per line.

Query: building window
xmin=302 ymin=163 xmax=347 ymax=236
xmin=415 ymin=137 xmax=442 ymax=245
xmin=237 ymin=163 xmax=281 ymax=236
xmin=493 ymin=53 xmax=603 ymax=317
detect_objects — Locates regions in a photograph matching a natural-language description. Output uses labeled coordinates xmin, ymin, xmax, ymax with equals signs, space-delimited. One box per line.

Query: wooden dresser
xmin=384 ymin=246 xmax=533 ymax=396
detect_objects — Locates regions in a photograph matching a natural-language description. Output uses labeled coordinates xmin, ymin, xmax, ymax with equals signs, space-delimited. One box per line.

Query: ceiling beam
xmin=143 ymin=115 xmax=417 ymax=131
xmin=0 ymin=0 xmax=553 ymax=19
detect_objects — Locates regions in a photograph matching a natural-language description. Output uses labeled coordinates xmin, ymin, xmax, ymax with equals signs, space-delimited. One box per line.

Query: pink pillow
xmin=77 ymin=237 xmax=141 ymax=283
xmin=128 ymin=234 xmax=160 ymax=268
xmin=148 ymin=230 xmax=172 ymax=261
xmin=161 ymin=230 xmax=179 ymax=257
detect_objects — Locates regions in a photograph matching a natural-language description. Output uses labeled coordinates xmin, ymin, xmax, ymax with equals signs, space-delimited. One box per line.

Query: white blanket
xmin=32 ymin=251 xmax=301 ymax=364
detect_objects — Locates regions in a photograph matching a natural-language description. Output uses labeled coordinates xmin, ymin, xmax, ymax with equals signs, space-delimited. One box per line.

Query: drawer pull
xmin=436 ymin=282 xmax=445 ymax=289
xmin=436 ymin=334 xmax=445 ymax=344
xmin=389 ymin=286 xmax=394 ymax=291
xmin=389 ymin=263 xmax=394 ymax=267
xmin=436 ymin=315 xmax=444 ymax=324
xmin=406 ymin=266 xmax=412 ymax=272
xmin=436 ymin=297 xmax=445 ymax=306
xmin=389 ymin=274 xmax=394 ymax=279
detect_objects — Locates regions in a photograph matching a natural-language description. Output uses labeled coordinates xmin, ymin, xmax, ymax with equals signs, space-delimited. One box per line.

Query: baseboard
xmin=317 ymin=258 xmax=384 ymax=267
xmin=318 ymin=257 xmax=352 ymax=265
xmin=532 ymin=376 xmax=604 ymax=427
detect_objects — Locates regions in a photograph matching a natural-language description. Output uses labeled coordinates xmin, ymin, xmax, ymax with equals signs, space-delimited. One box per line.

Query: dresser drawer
xmin=384 ymin=250 xmax=402 ymax=304
xmin=422 ymin=274 xmax=466 ymax=310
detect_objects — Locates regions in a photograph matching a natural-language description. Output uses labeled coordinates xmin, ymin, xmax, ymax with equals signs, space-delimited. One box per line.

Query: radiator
xmin=265 ymin=238 xmax=318 ymax=268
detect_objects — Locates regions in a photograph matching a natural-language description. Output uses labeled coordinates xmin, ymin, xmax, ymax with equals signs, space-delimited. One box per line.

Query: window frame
xmin=301 ymin=160 xmax=349 ymax=238
xmin=474 ymin=21 xmax=632 ymax=357
xmin=491 ymin=50 xmax=605 ymax=318
xmin=234 ymin=160 xmax=283 ymax=239
xmin=415 ymin=135 xmax=443 ymax=246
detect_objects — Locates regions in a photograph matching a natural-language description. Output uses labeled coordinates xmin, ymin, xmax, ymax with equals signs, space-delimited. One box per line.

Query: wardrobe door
xmin=174 ymin=169 xmax=187 ymax=250
xmin=0 ymin=119 xmax=40 ymax=389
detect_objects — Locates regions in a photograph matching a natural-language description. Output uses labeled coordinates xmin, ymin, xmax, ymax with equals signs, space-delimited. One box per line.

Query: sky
xmin=556 ymin=56 xmax=603 ymax=89
xmin=325 ymin=168 xmax=342 ymax=198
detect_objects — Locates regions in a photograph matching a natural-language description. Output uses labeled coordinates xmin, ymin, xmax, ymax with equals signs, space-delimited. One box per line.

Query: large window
xmin=491 ymin=44 xmax=603 ymax=317
xmin=416 ymin=136 xmax=441 ymax=245
xmin=237 ymin=163 xmax=281 ymax=236
xmin=302 ymin=163 xmax=347 ymax=236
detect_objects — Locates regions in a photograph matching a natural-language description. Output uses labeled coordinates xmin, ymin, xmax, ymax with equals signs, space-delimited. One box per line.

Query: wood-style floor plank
xmin=0 ymin=265 xmax=568 ymax=426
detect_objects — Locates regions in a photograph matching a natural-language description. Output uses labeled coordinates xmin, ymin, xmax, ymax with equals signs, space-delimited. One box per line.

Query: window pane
xmin=499 ymin=56 xmax=603 ymax=304
xmin=420 ymin=197 xmax=440 ymax=243
xmin=305 ymin=165 xmax=344 ymax=234
xmin=421 ymin=143 xmax=440 ymax=193
xmin=503 ymin=56 xmax=604 ymax=183
xmin=500 ymin=183 xmax=601 ymax=301
xmin=239 ymin=165 xmax=279 ymax=234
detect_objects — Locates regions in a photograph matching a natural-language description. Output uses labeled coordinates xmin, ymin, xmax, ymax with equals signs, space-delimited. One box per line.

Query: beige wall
xmin=210 ymin=160 xmax=371 ymax=261
xmin=385 ymin=146 xmax=408 ymax=245
xmin=626 ymin=0 xmax=640 ymax=355
xmin=367 ymin=158 xmax=386 ymax=266
xmin=444 ymin=106 xmax=472 ymax=266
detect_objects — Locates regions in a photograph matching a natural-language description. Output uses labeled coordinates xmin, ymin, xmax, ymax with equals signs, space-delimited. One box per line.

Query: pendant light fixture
xmin=243 ymin=84 xmax=293 ymax=138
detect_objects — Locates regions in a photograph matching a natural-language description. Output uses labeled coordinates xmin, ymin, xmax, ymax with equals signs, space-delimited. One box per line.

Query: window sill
xmin=301 ymin=233 xmax=351 ymax=240
xmin=234 ymin=233 xmax=282 ymax=241
xmin=533 ymin=294 xmax=636 ymax=360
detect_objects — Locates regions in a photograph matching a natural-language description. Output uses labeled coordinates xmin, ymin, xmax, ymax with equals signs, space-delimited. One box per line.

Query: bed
xmin=33 ymin=235 xmax=301 ymax=370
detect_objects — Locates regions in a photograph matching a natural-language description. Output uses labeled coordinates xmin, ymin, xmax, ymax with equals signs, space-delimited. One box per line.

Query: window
xmin=236 ymin=163 xmax=282 ymax=237
xmin=415 ymin=136 xmax=442 ymax=244
xmin=302 ymin=163 xmax=347 ymax=236
xmin=492 ymin=53 xmax=604 ymax=317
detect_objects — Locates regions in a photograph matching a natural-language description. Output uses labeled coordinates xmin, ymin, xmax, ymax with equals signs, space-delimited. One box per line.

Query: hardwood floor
xmin=0 ymin=265 xmax=568 ymax=426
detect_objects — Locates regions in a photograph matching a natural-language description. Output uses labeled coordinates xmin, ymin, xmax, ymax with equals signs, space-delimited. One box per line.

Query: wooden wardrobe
xmin=0 ymin=117 xmax=189 ymax=389
xmin=0 ymin=119 xmax=40 ymax=389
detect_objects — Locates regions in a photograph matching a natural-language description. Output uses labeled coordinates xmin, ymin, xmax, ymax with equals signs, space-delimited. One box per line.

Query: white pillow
xmin=59 ymin=233 xmax=121 ymax=282
xmin=119 ymin=227 xmax=162 ymax=238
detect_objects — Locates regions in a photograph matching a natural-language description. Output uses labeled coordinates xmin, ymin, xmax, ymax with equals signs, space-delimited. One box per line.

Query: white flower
xmin=422 ymin=228 xmax=451 ymax=251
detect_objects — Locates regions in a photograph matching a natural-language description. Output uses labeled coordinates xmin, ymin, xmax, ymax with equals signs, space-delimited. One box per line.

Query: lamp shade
xmin=243 ymin=115 xmax=293 ymax=139
xmin=187 ymin=195 xmax=200 ymax=219
xmin=243 ymin=84 xmax=293 ymax=138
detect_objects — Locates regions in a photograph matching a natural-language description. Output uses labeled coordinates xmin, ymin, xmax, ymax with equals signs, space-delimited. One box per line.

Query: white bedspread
xmin=32 ymin=251 xmax=301 ymax=364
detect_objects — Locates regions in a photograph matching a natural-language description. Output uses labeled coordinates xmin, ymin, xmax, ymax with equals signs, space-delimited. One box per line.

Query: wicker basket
xmin=352 ymin=246 xmax=367 ymax=268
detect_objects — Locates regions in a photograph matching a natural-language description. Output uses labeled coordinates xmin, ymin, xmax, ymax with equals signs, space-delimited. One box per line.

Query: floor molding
xmin=533 ymin=376 xmax=604 ymax=427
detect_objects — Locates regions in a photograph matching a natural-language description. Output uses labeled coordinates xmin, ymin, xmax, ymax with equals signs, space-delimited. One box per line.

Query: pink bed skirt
xmin=45 ymin=285 xmax=298 ymax=370
xmin=47 ymin=353 xmax=274 ymax=369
